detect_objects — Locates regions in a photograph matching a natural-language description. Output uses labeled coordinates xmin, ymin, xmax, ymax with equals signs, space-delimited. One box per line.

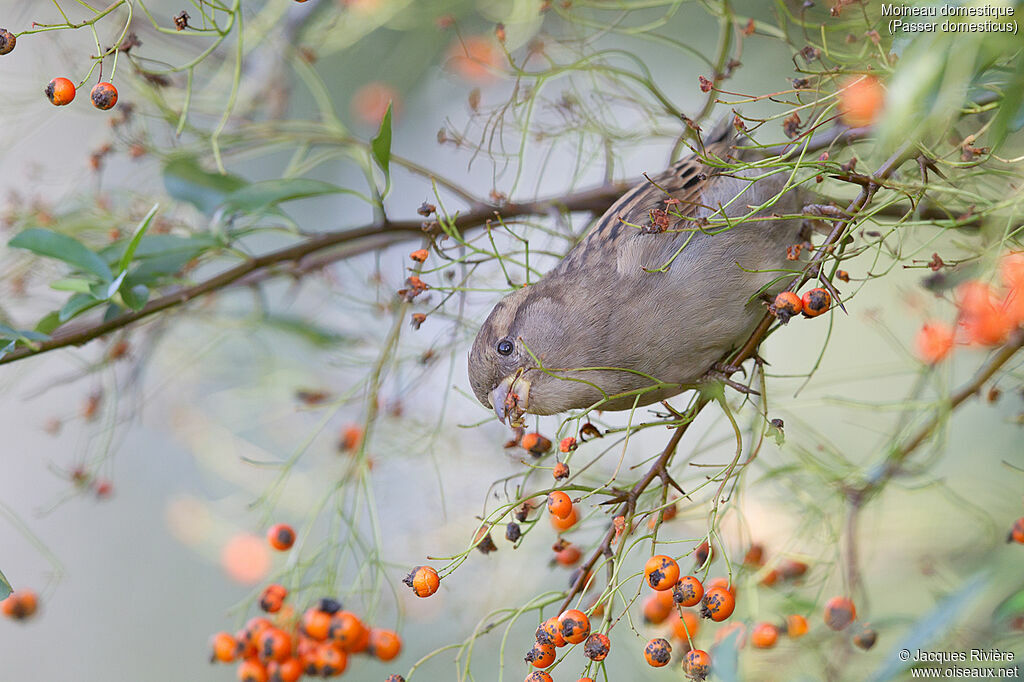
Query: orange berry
xmin=851 ymin=622 xmax=877 ymax=650
xmin=90 ymin=82 xmax=118 ymax=110
xmin=700 ymin=587 xmax=736 ymax=622
xmin=801 ymin=288 xmax=831 ymax=317
xmin=643 ymin=637 xmax=672 ymax=667
xmin=339 ymin=424 xmax=363 ymax=451
xmin=694 ymin=540 xmax=712 ymax=566
xmin=777 ymin=560 xmax=808 ymax=580
xmin=524 ymin=672 xmax=553 ymax=682
xmin=644 ymin=555 xmax=680 ymax=591
xmin=45 ymin=77 xmax=76 ymax=106
xmin=550 ymin=504 xmax=578 ymax=531
xmin=546 ymin=491 xmax=573 ymax=519
xmin=314 ymin=641 xmax=348 ymax=676
xmin=559 ymin=437 xmax=577 ymax=453
xmin=268 ymin=658 xmax=303 ymax=682
xmin=524 ymin=641 xmax=555 ymax=668
xmin=684 ymin=649 xmax=712 ymax=680
xmin=0 ymin=590 xmax=38 ymax=621
xmin=786 ymin=614 xmax=809 ymax=638
xmin=773 ymin=291 xmax=803 ymax=323
xmin=750 ymin=622 xmax=779 ymax=649
xmin=558 ymin=608 xmax=590 ymax=644
xmin=584 ymin=632 xmax=610 ymax=661
xmin=301 ymin=608 xmax=332 ymax=641
xmin=578 ymin=679 xmax=596 ymax=682
xmin=673 ymin=575 xmax=704 ymax=607
xmin=345 ymin=621 xmax=371 ymax=654
xmin=642 ymin=594 xmax=672 ymax=624
xmin=915 ymin=321 xmax=955 ymax=364
xmin=409 ymin=249 xmax=428 ymax=263
xmin=259 ymin=584 xmax=288 ymax=613
xmin=328 ymin=611 xmax=367 ymax=651
xmin=522 ymin=432 xmax=552 ymax=455
xmin=267 ymin=523 xmax=296 ymax=551
xmin=0 ymin=29 xmax=15 ymax=55
xmin=403 ymin=565 xmax=440 ymax=598
xmin=210 ymin=631 xmax=240 ymax=663
xmin=369 ymin=628 xmax=402 ymax=661
xmin=351 ymin=81 xmax=399 ymax=125
xmin=536 ymin=616 xmax=566 ymax=647
xmin=824 ymin=596 xmax=857 ymax=631
xmin=258 ymin=627 xmax=293 ymax=663
xmin=670 ymin=609 xmax=701 ymax=641
xmin=839 ymin=75 xmax=885 ymax=127
xmin=554 ymin=543 xmax=581 ymax=566
xmin=1009 ymin=517 xmax=1024 ymax=544
xmin=446 ymin=36 xmax=502 ymax=83
xmin=237 ymin=659 xmax=269 ymax=682
xmin=759 ymin=568 xmax=780 ymax=586
xmin=958 ymin=281 xmax=1012 ymax=345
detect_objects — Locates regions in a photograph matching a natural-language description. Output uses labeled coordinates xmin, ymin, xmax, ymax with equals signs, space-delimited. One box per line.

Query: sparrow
xmin=468 ymin=129 xmax=805 ymax=424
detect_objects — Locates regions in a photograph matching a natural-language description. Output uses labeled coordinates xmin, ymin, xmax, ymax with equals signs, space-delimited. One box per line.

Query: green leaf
xmin=220 ymin=179 xmax=353 ymax=213
xmin=121 ymin=284 xmax=149 ymax=311
xmin=163 ymin=155 xmax=247 ymax=215
xmin=35 ymin=312 xmax=62 ymax=335
xmin=8 ymin=228 xmax=112 ymax=282
xmin=100 ymin=234 xmax=219 ymax=263
xmin=59 ymin=293 xmax=102 ymax=323
xmin=118 ymin=204 xmax=160 ymax=274
xmin=0 ymin=324 xmax=49 ymax=343
xmin=869 ymin=573 xmax=989 ymax=682
xmin=370 ymin=102 xmax=393 ymax=185
xmin=0 ymin=567 xmax=11 ymax=600
xmin=50 ymin=278 xmax=94 ymax=294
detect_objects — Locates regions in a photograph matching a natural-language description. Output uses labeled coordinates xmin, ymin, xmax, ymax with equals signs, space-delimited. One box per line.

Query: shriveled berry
xmin=317 ymin=597 xmax=342 ymax=615
xmin=385 ymin=676 xmax=406 ymax=682
xmin=694 ymin=540 xmax=712 ymax=566
xmin=559 ymin=436 xmax=577 ymax=453
xmin=506 ymin=522 xmax=522 ymax=542
xmin=644 ymin=555 xmax=680 ymax=591
xmin=554 ymin=543 xmax=581 ymax=566
xmin=778 ymin=559 xmax=808 ymax=580
xmin=409 ymin=249 xmax=429 ymax=262
xmin=643 ymin=637 xmax=672 ymax=667
xmin=552 ymin=462 xmax=569 ymax=480
xmin=0 ymin=590 xmax=38 ymax=621
xmin=0 ymin=29 xmax=15 ymax=55
xmin=673 ymin=575 xmax=704 ymax=607
xmin=474 ymin=526 xmax=498 ymax=554
xmin=824 ymin=596 xmax=857 ymax=631
xmin=773 ymin=291 xmax=803 ymax=323
xmin=684 ymin=649 xmax=712 ymax=680
xmin=583 ymin=632 xmax=610 ymax=661
xmin=403 ymin=565 xmax=440 ymax=598
xmin=801 ymin=287 xmax=831 ymax=317
xmin=90 ymin=82 xmax=118 ymax=110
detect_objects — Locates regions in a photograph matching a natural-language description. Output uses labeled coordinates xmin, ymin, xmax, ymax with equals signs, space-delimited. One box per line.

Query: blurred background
xmin=0 ymin=0 xmax=1022 ymax=680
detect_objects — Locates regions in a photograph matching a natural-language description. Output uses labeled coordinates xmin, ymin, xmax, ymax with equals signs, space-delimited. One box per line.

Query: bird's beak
xmin=489 ymin=373 xmax=530 ymax=426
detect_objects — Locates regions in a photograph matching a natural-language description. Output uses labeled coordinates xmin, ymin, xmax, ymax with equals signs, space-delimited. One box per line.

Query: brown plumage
xmin=468 ymin=130 xmax=804 ymax=423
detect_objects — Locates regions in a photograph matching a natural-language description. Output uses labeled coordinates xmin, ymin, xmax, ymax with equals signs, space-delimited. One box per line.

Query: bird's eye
xmin=496 ymin=339 xmax=514 ymax=356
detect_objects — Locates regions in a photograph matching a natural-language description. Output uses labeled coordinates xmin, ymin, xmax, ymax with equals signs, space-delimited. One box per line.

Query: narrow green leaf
xmin=103 ymin=271 xmax=129 ymax=300
xmin=163 ymin=156 xmax=247 ymax=215
xmin=50 ymin=278 xmax=94 ymax=293
xmin=118 ymin=204 xmax=160 ymax=274
xmin=0 ymin=340 xmax=14 ymax=361
xmin=100 ymin=234 xmax=219 ymax=263
xmin=59 ymin=293 xmax=102 ymax=323
xmin=0 ymin=567 xmax=11 ymax=600
xmin=0 ymin=324 xmax=49 ymax=342
xmin=221 ymin=179 xmax=354 ymax=213
xmin=370 ymin=102 xmax=393 ymax=183
xmin=8 ymin=229 xmax=112 ymax=282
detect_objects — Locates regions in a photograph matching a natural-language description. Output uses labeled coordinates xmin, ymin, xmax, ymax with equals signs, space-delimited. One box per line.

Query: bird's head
xmin=468 ymin=285 xmax=590 ymax=424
